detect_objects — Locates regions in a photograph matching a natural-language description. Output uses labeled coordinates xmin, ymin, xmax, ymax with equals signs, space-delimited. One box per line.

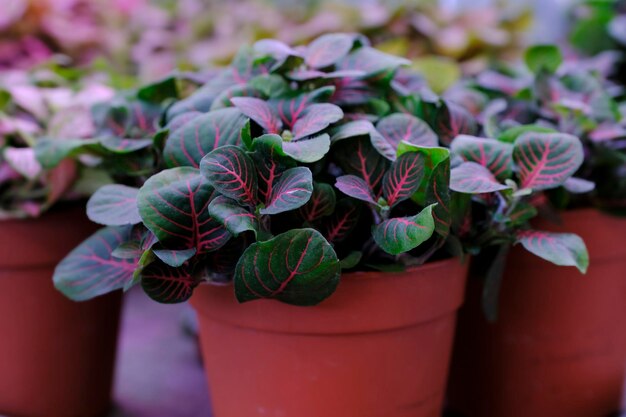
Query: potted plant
xmin=0 ymin=66 xmax=170 ymax=417
xmin=52 ymin=34 xmax=588 ymax=417
xmin=446 ymin=45 xmax=626 ymax=417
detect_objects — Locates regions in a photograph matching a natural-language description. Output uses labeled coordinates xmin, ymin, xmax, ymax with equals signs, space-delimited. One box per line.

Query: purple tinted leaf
xmin=271 ymin=86 xmax=335 ymax=129
xmin=293 ymin=103 xmax=343 ymax=140
xmin=437 ymin=101 xmax=478 ymax=146
xmin=54 ymin=226 xmax=138 ymax=301
xmin=563 ymin=177 xmax=595 ymax=194
xmin=163 ymin=108 xmax=248 ymax=168
xmin=451 ymin=135 xmax=513 ymax=180
xmin=330 ymin=120 xmax=376 ymax=142
xmin=383 ymin=152 xmax=426 ymax=208
xmin=513 ymin=132 xmax=584 ymax=191
xmin=3 ymin=147 xmax=41 ymax=179
xmin=374 ymin=113 xmax=438 ymax=159
xmin=141 ymin=261 xmax=197 ymax=303
xmin=517 ymin=230 xmax=588 ymax=273
xmin=299 ymin=182 xmax=336 ymax=222
xmin=260 ymin=167 xmax=313 ymax=215
xmin=87 ymin=184 xmax=141 ymax=226
xmin=305 ymin=33 xmax=356 ymax=69
xmin=450 ymin=161 xmax=511 ymax=193
xmin=208 ymin=196 xmax=258 ymax=237
xmin=335 ymin=175 xmax=377 ymax=204
xmin=234 ymin=229 xmax=340 ymax=306
xmin=231 ymin=97 xmax=282 ymax=134
xmin=137 ymin=167 xmax=231 ymax=254
xmin=372 ymin=204 xmax=436 ymax=255
xmin=338 ymin=47 xmax=410 ymax=79
xmin=200 ymin=146 xmax=258 ymax=206
xmin=210 ymin=85 xmax=261 ymax=110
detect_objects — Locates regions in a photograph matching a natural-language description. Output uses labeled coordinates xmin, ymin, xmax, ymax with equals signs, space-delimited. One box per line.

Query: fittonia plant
xmin=0 ymin=68 xmax=115 ymax=218
xmin=52 ymin=34 xmax=589 ymax=308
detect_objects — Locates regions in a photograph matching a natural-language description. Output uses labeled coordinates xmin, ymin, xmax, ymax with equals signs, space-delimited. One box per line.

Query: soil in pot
xmin=447 ymin=208 xmax=626 ymax=417
xmin=192 ymin=257 xmax=468 ymax=417
xmin=0 ymin=204 xmax=122 ymax=417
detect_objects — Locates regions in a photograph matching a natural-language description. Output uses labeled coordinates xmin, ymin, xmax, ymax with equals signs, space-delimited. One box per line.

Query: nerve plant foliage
xmin=53 ymin=34 xmax=589 ymax=307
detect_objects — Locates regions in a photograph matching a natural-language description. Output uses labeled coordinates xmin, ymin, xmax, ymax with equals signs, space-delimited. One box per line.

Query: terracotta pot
xmin=191 ymin=258 xmax=468 ymax=417
xmin=0 ymin=205 xmax=122 ymax=417
xmin=447 ymin=209 xmax=626 ymax=417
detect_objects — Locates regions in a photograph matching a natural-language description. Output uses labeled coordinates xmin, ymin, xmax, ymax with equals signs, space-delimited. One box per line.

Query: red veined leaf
xmin=282 ymin=134 xmax=330 ymax=163
xmin=260 ymin=167 xmax=313 ymax=215
xmin=247 ymin=74 xmax=289 ymax=99
xmin=234 ymin=228 xmax=341 ymax=306
xmin=270 ymin=86 xmax=335 ymax=129
xmin=323 ymin=199 xmax=361 ymax=244
xmin=152 ymin=247 xmax=196 ymax=268
xmin=335 ymin=175 xmax=377 ymax=204
xmin=516 ymin=230 xmax=588 ymax=273
xmin=231 ymin=97 xmax=282 ymax=134
xmin=382 ymin=152 xmax=426 ymax=208
xmin=163 ymin=108 xmax=248 ymax=168
xmin=507 ymin=201 xmax=538 ymax=225
xmin=208 ymin=196 xmax=258 ymax=237
xmin=333 ymin=136 xmax=390 ymax=195
xmin=372 ymin=204 xmax=436 ymax=255
xmin=436 ymin=101 xmax=478 ymax=145
xmin=397 ymin=143 xmax=450 ymax=204
xmin=330 ymin=76 xmax=379 ymax=106
xmin=53 ymin=226 xmax=138 ymax=301
xmin=200 ymin=235 xmax=251 ymax=277
xmin=87 ymin=184 xmax=141 ymax=226
xmin=425 ymin=156 xmax=451 ymax=238
xmin=141 ymin=261 xmax=198 ymax=303
xmin=305 ymin=33 xmax=356 ymax=69
xmin=299 ymin=182 xmax=336 ymax=223
xmin=450 ymin=161 xmax=511 ymax=193
xmin=200 ymin=146 xmax=258 ymax=206
xmin=250 ymin=134 xmax=296 ymax=203
xmin=513 ymin=132 xmax=584 ymax=191
xmin=137 ymin=167 xmax=231 ymax=254
xmin=292 ymin=103 xmax=343 ymax=140
xmin=374 ymin=113 xmax=438 ymax=159
xmin=451 ymin=134 xmax=513 ymax=180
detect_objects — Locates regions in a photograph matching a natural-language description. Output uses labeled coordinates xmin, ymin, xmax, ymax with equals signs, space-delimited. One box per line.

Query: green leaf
xmin=282 ymin=134 xmax=330 ymax=163
xmin=208 ymin=196 xmax=258 ymax=237
xmin=234 ymin=229 xmax=341 ymax=306
xmin=525 ymin=44 xmax=563 ymax=74
xmin=54 ymin=226 xmax=138 ymax=301
xmin=497 ymin=124 xmax=557 ymax=144
xmin=450 ymin=162 xmax=510 ymax=193
xmin=200 ymin=146 xmax=258 ymax=206
xmin=137 ymin=167 xmax=231 ymax=254
xmin=34 ymin=138 xmax=101 ymax=169
xmin=250 ymin=134 xmax=297 ymax=203
xmin=259 ymin=167 xmax=313 ymax=215
xmin=372 ymin=204 xmax=436 ymax=255
xmin=482 ymin=244 xmax=510 ymax=322
xmin=338 ymin=47 xmax=410 ymax=79
xmin=299 ymin=182 xmax=336 ymax=222
xmin=340 ymin=251 xmax=362 ymax=270
xmin=411 ymin=56 xmax=461 ymax=94
xmin=513 ymin=132 xmax=584 ymax=191
xmin=451 ymin=135 xmax=513 ymax=180
xmin=163 ymin=108 xmax=248 ymax=168
xmin=137 ymin=76 xmax=179 ymax=103
xmin=86 ymin=184 xmax=141 ymax=226
xmin=99 ymin=137 xmax=153 ymax=154
xmin=426 ymin=156 xmax=451 ymax=238
xmin=374 ymin=113 xmax=438 ymax=160
xmin=517 ymin=230 xmax=589 ymax=273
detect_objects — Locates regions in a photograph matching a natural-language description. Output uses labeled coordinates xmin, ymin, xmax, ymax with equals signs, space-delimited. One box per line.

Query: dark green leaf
xmin=86 ymin=184 xmax=141 ymax=226
xmin=372 ymin=204 xmax=436 ymax=255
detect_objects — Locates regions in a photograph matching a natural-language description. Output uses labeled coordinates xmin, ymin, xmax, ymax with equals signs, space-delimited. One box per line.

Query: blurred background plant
xmin=0 ymin=0 xmax=531 ymax=90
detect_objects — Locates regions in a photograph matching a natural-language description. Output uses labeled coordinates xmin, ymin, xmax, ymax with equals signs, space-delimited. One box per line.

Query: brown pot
xmin=447 ymin=209 xmax=626 ymax=417
xmin=0 ymin=205 xmax=122 ymax=417
xmin=191 ymin=258 xmax=468 ymax=417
